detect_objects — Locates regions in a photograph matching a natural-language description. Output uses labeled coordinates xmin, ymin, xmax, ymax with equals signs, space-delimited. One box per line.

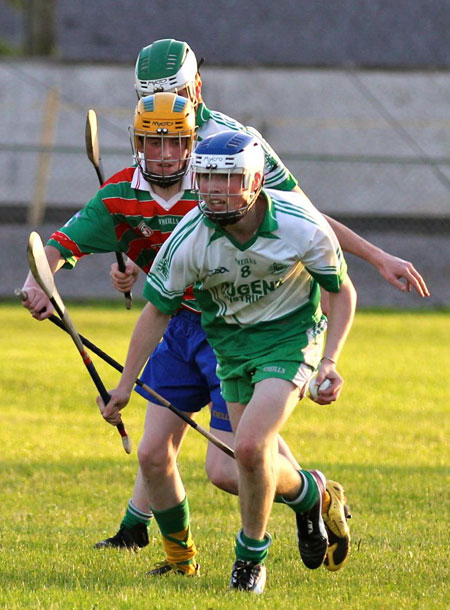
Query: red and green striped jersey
xmin=48 ymin=166 xmax=197 ymax=273
xmin=47 ymin=165 xmax=199 ymax=308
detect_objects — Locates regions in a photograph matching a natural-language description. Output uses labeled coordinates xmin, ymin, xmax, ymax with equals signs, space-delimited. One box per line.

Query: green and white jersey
xmin=145 ymin=188 xmax=347 ymax=359
xmin=196 ymin=103 xmax=297 ymax=192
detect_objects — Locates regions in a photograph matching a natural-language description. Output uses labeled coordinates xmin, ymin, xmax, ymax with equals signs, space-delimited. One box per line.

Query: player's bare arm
xmin=21 ymin=245 xmax=66 ymax=320
xmin=323 ymin=215 xmax=430 ymax=297
xmin=312 ymin=276 xmax=357 ymax=406
xmin=99 ymin=303 xmax=171 ymax=425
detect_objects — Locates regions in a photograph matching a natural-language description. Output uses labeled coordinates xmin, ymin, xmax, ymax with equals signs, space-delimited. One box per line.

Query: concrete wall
xmin=52 ymin=0 xmax=450 ymax=68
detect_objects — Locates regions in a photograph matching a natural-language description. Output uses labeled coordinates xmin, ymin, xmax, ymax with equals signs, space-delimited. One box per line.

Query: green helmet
xmin=135 ymin=39 xmax=198 ymax=106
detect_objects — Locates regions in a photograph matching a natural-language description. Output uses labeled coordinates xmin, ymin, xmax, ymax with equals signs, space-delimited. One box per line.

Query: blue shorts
xmin=134 ymin=309 xmax=232 ymax=433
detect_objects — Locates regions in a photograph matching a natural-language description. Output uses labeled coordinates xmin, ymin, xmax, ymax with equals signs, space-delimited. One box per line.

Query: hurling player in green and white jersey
xmin=101 ymin=37 xmax=427 ymax=576
xmin=134 ymin=39 xmax=295 ymax=192
xmin=100 ymin=131 xmax=357 ymax=593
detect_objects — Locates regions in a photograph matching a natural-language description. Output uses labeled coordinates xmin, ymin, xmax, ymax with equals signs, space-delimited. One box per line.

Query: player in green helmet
xmin=133 ymin=39 xmax=429 ymax=297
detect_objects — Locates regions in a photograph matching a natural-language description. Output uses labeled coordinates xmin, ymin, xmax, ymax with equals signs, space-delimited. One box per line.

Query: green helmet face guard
xmin=135 ymin=39 xmax=198 ymax=106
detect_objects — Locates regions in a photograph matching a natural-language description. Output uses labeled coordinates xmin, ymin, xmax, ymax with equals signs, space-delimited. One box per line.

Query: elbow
xmin=337 ymin=275 xmax=357 ymax=314
xmin=345 ymin=276 xmax=358 ymax=316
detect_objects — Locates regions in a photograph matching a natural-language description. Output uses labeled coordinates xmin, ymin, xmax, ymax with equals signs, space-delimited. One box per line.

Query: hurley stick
xmin=25 ymin=232 xmax=132 ymax=454
xmin=15 ymin=288 xmax=234 ymax=459
xmin=85 ymin=109 xmax=132 ymax=309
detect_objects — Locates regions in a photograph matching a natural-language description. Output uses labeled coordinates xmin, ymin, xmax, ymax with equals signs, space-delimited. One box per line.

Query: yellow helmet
xmin=129 ymin=92 xmax=196 ymax=187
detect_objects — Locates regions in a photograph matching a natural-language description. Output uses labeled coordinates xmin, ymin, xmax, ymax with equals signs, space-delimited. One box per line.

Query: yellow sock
xmin=152 ymin=497 xmax=197 ymax=573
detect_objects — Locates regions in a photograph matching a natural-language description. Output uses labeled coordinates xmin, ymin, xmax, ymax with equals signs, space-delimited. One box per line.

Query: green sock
xmin=121 ymin=499 xmax=152 ymax=529
xmin=281 ymin=470 xmax=319 ymax=514
xmin=151 ymin=497 xmax=190 ymax=536
xmin=235 ymin=529 xmax=272 ymax=563
xmin=152 ymin=497 xmax=197 ymax=567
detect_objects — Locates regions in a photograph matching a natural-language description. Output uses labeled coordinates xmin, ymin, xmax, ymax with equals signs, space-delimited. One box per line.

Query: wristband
xmin=320 ymin=356 xmax=336 ymax=366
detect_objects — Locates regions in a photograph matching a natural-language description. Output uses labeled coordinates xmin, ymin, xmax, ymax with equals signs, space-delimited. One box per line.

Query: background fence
xmin=1 ymin=61 xmax=449 ymax=307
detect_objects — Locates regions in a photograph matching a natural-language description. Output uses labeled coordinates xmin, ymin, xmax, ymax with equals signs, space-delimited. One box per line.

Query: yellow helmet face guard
xmin=129 ymin=92 xmax=196 ymax=187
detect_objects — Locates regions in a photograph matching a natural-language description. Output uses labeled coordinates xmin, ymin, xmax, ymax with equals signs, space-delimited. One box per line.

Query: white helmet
xmin=193 ymin=130 xmax=265 ymax=225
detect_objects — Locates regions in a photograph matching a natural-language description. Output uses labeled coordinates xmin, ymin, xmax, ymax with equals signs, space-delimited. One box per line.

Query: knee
xmin=205 ymin=455 xmax=238 ymax=494
xmin=137 ymin=440 xmax=174 ymax=476
xmin=235 ymin=437 xmax=264 ymax=473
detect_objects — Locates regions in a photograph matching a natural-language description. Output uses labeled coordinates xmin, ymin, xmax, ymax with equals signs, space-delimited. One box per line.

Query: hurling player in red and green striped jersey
xmin=21 ymin=93 xmax=202 ymax=573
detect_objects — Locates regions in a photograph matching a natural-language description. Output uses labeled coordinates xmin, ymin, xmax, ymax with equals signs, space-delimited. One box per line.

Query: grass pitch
xmin=0 ymin=302 xmax=448 ymax=609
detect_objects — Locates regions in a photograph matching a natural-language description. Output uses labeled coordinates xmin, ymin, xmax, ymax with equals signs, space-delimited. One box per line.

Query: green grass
xmin=0 ymin=302 xmax=449 ymax=609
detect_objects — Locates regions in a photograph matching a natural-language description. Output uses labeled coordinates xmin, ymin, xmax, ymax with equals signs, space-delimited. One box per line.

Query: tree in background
xmin=0 ymin=0 xmax=55 ymax=56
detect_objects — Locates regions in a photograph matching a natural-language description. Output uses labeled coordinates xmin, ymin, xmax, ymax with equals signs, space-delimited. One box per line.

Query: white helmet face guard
xmin=136 ymin=80 xmax=197 ymax=108
xmin=195 ymin=167 xmax=260 ymax=226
